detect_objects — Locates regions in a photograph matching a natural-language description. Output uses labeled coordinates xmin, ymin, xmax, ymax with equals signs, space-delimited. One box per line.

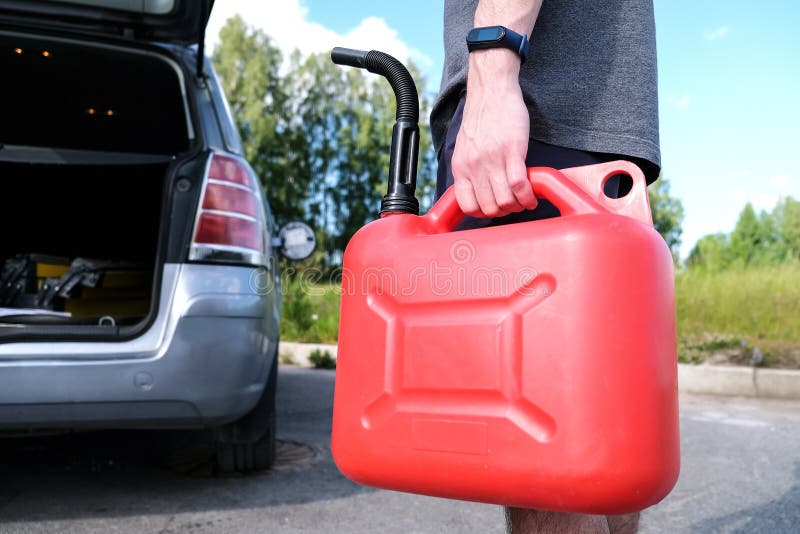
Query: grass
xmin=280 ymin=263 xmax=800 ymax=369
xmin=280 ymin=280 xmax=340 ymax=344
xmin=676 ymin=263 xmax=800 ymax=368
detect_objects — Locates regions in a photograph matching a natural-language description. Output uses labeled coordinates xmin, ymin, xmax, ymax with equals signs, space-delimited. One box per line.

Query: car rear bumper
xmin=0 ymin=263 xmax=280 ymax=429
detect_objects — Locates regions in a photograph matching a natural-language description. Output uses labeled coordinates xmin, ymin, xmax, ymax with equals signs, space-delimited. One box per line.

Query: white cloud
xmin=673 ymin=94 xmax=690 ymax=109
xmin=769 ymin=174 xmax=790 ymax=188
xmin=205 ymin=0 xmax=432 ymax=72
xmin=703 ymin=25 xmax=731 ymax=41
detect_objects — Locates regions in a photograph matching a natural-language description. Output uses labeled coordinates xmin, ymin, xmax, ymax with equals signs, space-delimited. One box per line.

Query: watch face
xmin=469 ymin=26 xmax=505 ymax=43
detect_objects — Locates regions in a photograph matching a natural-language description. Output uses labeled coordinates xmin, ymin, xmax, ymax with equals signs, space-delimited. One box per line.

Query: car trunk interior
xmin=0 ymin=31 xmax=191 ymax=334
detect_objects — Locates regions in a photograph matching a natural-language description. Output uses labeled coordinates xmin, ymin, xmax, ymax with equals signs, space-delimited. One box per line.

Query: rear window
xmin=0 ymin=33 xmax=190 ymax=154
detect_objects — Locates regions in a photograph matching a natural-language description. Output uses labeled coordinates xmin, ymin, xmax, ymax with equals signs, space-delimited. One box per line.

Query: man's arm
xmin=451 ymin=0 xmax=543 ymax=218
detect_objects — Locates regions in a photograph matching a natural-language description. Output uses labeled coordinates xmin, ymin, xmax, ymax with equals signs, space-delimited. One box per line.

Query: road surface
xmin=0 ymin=367 xmax=798 ymax=533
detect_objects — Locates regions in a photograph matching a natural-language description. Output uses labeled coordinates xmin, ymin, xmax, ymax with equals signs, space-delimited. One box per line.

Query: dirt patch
xmin=679 ymin=333 xmax=800 ymax=369
xmin=271 ymin=440 xmax=322 ymax=472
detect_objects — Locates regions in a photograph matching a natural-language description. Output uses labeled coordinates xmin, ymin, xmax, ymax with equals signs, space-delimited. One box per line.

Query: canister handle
xmin=559 ymin=160 xmax=652 ymax=227
xmin=426 ymin=166 xmax=607 ymax=233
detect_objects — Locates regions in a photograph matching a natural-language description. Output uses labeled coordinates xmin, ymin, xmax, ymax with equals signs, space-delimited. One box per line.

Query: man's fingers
xmin=451 ymin=137 xmax=530 ymax=218
xmin=507 ymin=157 xmax=538 ymax=210
xmin=452 ymin=149 xmax=483 ymax=216
xmin=489 ymin=172 xmax=525 ymax=213
xmin=471 ymin=175 xmax=507 ymax=218
xmin=454 ymin=179 xmax=482 ymax=217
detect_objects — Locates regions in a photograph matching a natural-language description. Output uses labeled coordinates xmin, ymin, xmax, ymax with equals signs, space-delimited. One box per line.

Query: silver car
xmin=0 ymin=0 xmax=313 ymax=472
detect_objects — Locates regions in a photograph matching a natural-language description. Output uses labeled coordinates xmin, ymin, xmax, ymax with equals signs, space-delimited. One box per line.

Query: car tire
xmin=214 ymin=409 xmax=276 ymax=473
xmin=214 ymin=347 xmax=278 ymax=474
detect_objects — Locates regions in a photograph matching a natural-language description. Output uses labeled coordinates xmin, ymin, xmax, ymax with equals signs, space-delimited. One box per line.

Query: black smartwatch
xmin=466 ymin=26 xmax=530 ymax=63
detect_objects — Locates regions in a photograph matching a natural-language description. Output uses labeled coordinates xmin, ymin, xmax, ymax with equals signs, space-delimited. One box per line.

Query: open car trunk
xmin=0 ymin=31 xmax=191 ymax=337
xmin=0 ymin=161 xmax=167 ymax=326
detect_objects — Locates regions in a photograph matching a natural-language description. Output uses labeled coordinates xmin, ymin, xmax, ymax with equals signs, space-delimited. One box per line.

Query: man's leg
xmin=506 ymin=509 xmax=640 ymax=534
xmin=507 ymin=508 xmax=609 ymax=534
xmin=606 ymin=513 xmax=641 ymax=533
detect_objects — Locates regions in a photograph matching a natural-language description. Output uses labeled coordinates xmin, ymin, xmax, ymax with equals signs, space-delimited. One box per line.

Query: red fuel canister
xmin=332 ymin=162 xmax=679 ymax=513
xmin=329 ymin=48 xmax=679 ymax=514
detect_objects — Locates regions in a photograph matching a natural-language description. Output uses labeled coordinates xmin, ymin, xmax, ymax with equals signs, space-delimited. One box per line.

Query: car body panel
xmin=0 ymin=0 xmax=212 ymax=44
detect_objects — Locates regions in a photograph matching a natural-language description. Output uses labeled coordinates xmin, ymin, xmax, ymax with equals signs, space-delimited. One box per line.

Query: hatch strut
xmin=196 ymin=34 xmax=205 ymax=78
xmin=196 ymin=0 xmax=211 ymax=78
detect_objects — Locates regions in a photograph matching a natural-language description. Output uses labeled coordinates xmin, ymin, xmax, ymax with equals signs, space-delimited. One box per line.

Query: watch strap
xmin=466 ymin=26 xmax=530 ymax=63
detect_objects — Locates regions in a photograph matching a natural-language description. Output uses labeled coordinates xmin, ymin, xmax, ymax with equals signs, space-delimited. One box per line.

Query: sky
xmin=207 ymin=1 xmax=800 ymax=259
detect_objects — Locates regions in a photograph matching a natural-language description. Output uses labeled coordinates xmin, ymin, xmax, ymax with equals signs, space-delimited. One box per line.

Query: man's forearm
xmin=452 ymin=1 xmax=543 ymax=218
xmin=470 ymin=0 xmax=543 ymax=80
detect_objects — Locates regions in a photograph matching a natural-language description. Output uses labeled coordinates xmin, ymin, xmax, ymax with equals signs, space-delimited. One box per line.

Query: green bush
xmin=281 ymin=278 xmax=314 ymax=340
xmin=308 ymin=349 xmax=336 ymax=369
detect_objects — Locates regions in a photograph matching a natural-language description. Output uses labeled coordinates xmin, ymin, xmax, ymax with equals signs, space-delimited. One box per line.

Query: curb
xmin=279 ymin=342 xmax=800 ymax=400
xmin=678 ymin=364 xmax=800 ymax=400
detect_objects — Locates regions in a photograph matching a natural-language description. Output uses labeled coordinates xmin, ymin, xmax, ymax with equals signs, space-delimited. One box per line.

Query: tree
xmin=648 ymin=175 xmax=684 ymax=260
xmin=212 ymin=16 xmax=312 ymax=225
xmin=772 ymin=197 xmax=800 ymax=261
xmin=728 ymin=203 xmax=766 ymax=266
xmin=688 ymin=195 xmax=800 ymax=270
xmin=687 ymin=233 xmax=730 ymax=271
xmin=210 ymin=16 xmax=469 ymax=265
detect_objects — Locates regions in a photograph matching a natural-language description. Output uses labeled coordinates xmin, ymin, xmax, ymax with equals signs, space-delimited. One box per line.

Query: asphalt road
xmin=0 ymin=367 xmax=798 ymax=534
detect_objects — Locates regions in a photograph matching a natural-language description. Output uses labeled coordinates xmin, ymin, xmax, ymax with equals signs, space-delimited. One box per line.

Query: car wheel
xmin=214 ymin=348 xmax=278 ymax=474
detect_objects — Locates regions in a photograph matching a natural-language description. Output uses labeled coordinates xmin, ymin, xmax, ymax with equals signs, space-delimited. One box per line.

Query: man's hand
xmin=452 ymin=50 xmax=536 ymax=217
xmin=451 ymin=0 xmax=543 ymax=218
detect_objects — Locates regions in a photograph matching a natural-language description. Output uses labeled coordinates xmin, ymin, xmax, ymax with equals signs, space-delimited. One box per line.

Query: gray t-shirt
xmin=431 ymin=0 xmax=660 ymax=172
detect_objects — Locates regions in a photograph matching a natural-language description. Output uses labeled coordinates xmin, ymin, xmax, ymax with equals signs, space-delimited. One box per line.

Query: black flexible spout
xmin=331 ymin=47 xmax=420 ymax=215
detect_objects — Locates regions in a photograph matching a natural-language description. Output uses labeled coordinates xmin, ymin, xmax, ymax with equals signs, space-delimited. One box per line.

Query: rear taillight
xmin=189 ymin=153 xmax=268 ymax=266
